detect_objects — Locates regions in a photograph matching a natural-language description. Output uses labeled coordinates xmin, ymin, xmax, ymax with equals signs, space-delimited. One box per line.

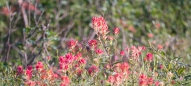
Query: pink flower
xmin=92 ymin=16 xmax=109 ymax=35
xmin=59 ymin=56 xmax=66 ymax=63
xmin=139 ymin=74 xmax=147 ymax=86
xmin=144 ymin=53 xmax=153 ymax=61
xmin=16 ymin=66 xmax=23 ymax=75
xmin=35 ymin=61 xmax=44 ymax=71
xmin=95 ymin=48 xmax=103 ymax=55
xmin=138 ymin=46 xmax=146 ymax=51
xmin=114 ymin=73 xmax=123 ymax=85
xmin=67 ymin=39 xmax=78 ymax=49
xmin=108 ymin=73 xmax=123 ymax=85
xmin=155 ymin=22 xmax=160 ymax=29
xmin=120 ymin=50 xmax=125 ymax=56
xmin=25 ymin=80 xmax=36 ymax=86
xmin=61 ymin=76 xmax=70 ymax=85
xmin=75 ymin=52 xmax=82 ymax=59
xmin=78 ymin=58 xmax=86 ymax=65
xmin=119 ymin=62 xmax=129 ymax=73
xmin=88 ymin=65 xmax=99 ymax=75
xmin=88 ymin=39 xmax=97 ymax=48
xmin=139 ymin=74 xmax=154 ymax=86
xmin=27 ymin=65 xmax=33 ymax=71
xmin=155 ymin=81 xmax=160 ymax=86
xmin=65 ymin=53 xmax=74 ymax=63
xmin=76 ymin=69 xmax=83 ymax=76
xmin=159 ymin=64 xmax=163 ymax=69
xmin=157 ymin=44 xmax=163 ymax=50
xmin=147 ymin=77 xmax=154 ymax=85
xmin=108 ymin=75 xmax=115 ymax=84
xmin=25 ymin=65 xmax=33 ymax=79
xmin=26 ymin=69 xmax=32 ymax=80
xmin=113 ymin=27 xmax=120 ymax=35
xmin=59 ymin=64 xmax=69 ymax=70
xmin=131 ymin=46 xmax=145 ymax=59
xmin=147 ymin=33 xmax=154 ymax=38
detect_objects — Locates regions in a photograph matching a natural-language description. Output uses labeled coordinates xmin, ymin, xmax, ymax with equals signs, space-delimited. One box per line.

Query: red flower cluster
xmin=108 ymin=62 xmax=130 ymax=85
xmin=113 ymin=27 xmax=120 ymax=35
xmin=139 ymin=74 xmax=154 ymax=86
xmin=67 ymin=39 xmax=78 ymax=49
xmin=88 ymin=65 xmax=99 ymax=75
xmin=60 ymin=76 xmax=70 ymax=86
xmin=108 ymin=73 xmax=123 ymax=85
xmin=120 ymin=50 xmax=125 ymax=56
xmin=92 ymin=16 xmax=109 ymax=36
xmin=95 ymin=48 xmax=103 ymax=55
xmin=144 ymin=53 xmax=153 ymax=61
xmin=88 ymin=39 xmax=97 ymax=48
xmin=17 ymin=66 xmax=23 ymax=75
xmin=35 ymin=61 xmax=44 ymax=71
xmin=26 ymin=65 xmax=33 ymax=80
xmin=59 ymin=52 xmax=87 ymax=74
xmin=130 ymin=46 xmax=146 ymax=60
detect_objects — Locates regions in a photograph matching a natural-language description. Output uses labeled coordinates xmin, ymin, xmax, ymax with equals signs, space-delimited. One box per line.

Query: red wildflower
xmin=61 ymin=76 xmax=70 ymax=85
xmin=65 ymin=53 xmax=74 ymax=63
xmin=67 ymin=39 xmax=78 ymax=49
xmin=59 ymin=55 xmax=69 ymax=71
xmin=155 ymin=22 xmax=161 ymax=29
xmin=144 ymin=53 xmax=153 ymax=61
xmin=59 ymin=56 xmax=66 ymax=63
xmin=78 ymin=58 xmax=86 ymax=65
xmin=159 ymin=64 xmax=163 ymax=69
xmin=131 ymin=46 xmax=142 ymax=58
xmin=88 ymin=65 xmax=99 ymax=75
xmin=17 ymin=66 xmax=23 ymax=75
xmin=139 ymin=74 xmax=147 ymax=86
xmin=76 ymin=69 xmax=83 ymax=76
xmin=120 ymin=50 xmax=125 ymax=56
xmin=155 ymin=81 xmax=160 ymax=86
xmin=35 ymin=61 xmax=44 ymax=71
xmin=138 ymin=46 xmax=146 ymax=51
xmin=95 ymin=48 xmax=103 ymax=55
xmin=92 ymin=16 xmax=109 ymax=35
xmin=108 ymin=75 xmax=115 ymax=84
xmin=60 ymin=83 xmax=67 ymax=86
xmin=114 ymin=73 xmax=123 ymax=85
xmin=139 ymin=74 xmax=154 ymax=86
xmin=59 ymin=64 xmax=69 ymax=71
xmin=147 ymin=77 xmax=154 ymax=85
xmin=119 ymin=62 xmax=129 ymax=73
xmin=113 ymin=27 xmax=120 ymax=35
xmin=27 ymin=65 xmax=33 ymax=71
xmin=26 ymin=69 xmax=32 ymax=80
xmin=88 ymin=39 xmax=97 ymax=48
xmin=25 ymin=80 xmax=36 ymax=86
xmin=147 ymin=33 xmax=154 ymax=38
xmin=75 ymin=52 xmax=82 ymax=58
xmin=157 ymin=44 xmax=163 ymax=50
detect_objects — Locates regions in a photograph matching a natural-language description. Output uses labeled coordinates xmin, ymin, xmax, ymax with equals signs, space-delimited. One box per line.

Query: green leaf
xmin=177 ymin=67 xmax=185 ymax=75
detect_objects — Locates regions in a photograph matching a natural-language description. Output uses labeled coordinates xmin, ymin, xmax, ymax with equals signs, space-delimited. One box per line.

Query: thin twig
xmin=5 ymin=2 xmax=14 ymax=62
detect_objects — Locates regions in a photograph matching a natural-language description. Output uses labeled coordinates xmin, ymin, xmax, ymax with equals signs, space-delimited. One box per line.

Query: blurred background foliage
xmin=0 ymin=0 xmax=191 ymax=67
